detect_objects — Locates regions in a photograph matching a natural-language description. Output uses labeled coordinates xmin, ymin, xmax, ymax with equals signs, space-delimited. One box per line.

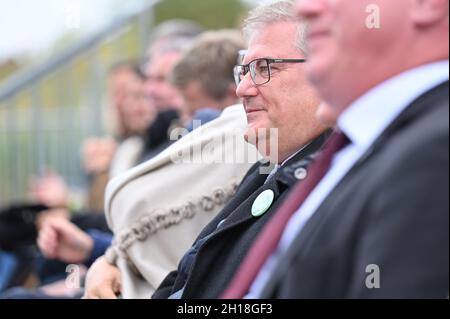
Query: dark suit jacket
xmin=152 ymin=132 xmax=331 ymax=299
xmin=260 ymin=82 xmax=449 ymax=299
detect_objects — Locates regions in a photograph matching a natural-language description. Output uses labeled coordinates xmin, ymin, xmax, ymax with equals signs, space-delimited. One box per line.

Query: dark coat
xmin=0 ymin=203 xmax=48 ymax=251
xmin=153 ymin=132 xmax=331 ymax=299
xmin=260 ymin=82 xmax=449 ymax=299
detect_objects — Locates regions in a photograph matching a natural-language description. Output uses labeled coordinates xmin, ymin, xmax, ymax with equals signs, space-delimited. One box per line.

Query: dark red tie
xmin=222 ymin=132 xmax=350 ymax=299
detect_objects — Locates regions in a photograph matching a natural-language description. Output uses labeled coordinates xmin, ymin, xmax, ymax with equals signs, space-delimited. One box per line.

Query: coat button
xmin=295 ymin=168 xmax=308 ymax=180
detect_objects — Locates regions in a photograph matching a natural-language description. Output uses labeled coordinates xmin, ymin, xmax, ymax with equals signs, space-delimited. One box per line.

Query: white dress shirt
xmin=246 ymin=60 xmax=450 ymax=298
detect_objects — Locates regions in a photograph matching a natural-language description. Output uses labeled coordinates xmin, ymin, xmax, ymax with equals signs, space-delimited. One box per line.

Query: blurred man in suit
xmin=225 ymin=0 xmax=449 ymax=299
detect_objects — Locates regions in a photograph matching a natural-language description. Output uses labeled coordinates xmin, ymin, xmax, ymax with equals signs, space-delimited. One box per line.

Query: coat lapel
xmin=203 ymin=130 xmax=334 ymax=243
xmin=215 ymin=177 xmax=282 ymax=232
xmin=194 ymin=164 xmax=270 ymax=239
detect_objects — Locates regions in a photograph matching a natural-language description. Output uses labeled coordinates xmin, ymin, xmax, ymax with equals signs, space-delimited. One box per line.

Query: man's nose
xmin=236 ymin=73 xmax=258 ymax=98
xmin=295 ymin=0 xmax=325 ymax=20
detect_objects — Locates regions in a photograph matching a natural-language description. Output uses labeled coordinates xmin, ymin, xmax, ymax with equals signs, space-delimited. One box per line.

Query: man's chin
xmin=316 ymin=103 xmax=338 ymax=126
xmin=244 ymin=126 xmax=263 ymax=145
xmin=244 ymin=129 xmax=255 ymax=145
xmin=244 ymin=127 xmax=278 ymax=161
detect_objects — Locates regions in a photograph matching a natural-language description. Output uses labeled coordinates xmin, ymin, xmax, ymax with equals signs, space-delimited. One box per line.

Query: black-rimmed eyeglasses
xmin=233 ymin=58 xmax=306 ymax=86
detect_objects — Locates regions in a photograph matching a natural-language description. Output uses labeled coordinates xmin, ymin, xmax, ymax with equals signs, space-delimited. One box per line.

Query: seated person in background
xmin=0 ymin=22 xmax=205 ymax=299
xmin=29 ymin=62 xmax=151 ymax=213
xmin=0 ymin=204 xmax=110 ymax=299
xmin=1 ymin=60 xmax=151 ymax=298
xmin=108 ymin=19 xmax=205 ymax=175
xmin=170 ymin=30 xmax=245 ymax=132
xmin=138 ymin=29 xmax=247 ymax=165
xmin=31 ymin=20 xmax=205 ymax=213
xmin=20 ymin=45 xmax=190 ymax=293
xmin=82 ymin=29 xmax=258 ymax=299
xmin=0 ymin=203 xmax=51 ymax=293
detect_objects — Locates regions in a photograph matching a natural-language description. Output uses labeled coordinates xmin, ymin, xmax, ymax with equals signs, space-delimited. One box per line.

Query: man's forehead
xmin=243 ymin=45 xmax=296 ymax=64
xmin=243 ymin=23 xmax=299 ymax=64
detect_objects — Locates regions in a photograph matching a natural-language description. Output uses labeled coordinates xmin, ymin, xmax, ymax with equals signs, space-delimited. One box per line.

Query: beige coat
xmin=103 ymin=104 xmax=261 ymax=299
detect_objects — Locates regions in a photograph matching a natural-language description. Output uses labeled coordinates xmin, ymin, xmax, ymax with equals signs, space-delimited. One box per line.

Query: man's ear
xmin=411 ymin=0 xmax=449 ymax=28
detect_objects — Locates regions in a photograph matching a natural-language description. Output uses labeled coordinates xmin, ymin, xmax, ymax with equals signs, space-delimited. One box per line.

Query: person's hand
xmin=82 ymin=138 xmax=117 ymax=174
xmin=30 ymin=171 xmax=69 ymax=208
xmin=37 ymin=217 xmax=93 ymax=264
xmin=83 ymin=256 xmax=122 ymax=299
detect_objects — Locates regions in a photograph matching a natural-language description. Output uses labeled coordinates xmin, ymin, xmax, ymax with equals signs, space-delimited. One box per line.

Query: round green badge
xmin=251 ymin=189 xmax=275 ymax=217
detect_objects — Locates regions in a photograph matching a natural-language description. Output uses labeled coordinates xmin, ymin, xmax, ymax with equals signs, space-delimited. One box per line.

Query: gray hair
xmin=243 ymin=0 xmax=308 ymax=55
xmin=149 ymin=19 xmax=205 ymax=43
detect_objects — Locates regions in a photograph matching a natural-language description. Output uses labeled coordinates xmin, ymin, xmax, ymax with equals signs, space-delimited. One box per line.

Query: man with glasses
xmin=152 ymin=0 xmax=330 ymax=299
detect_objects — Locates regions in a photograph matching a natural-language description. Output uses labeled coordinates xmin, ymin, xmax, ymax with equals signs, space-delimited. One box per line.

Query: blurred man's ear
xmin=411 ymin=0 xmax=449 ymax=27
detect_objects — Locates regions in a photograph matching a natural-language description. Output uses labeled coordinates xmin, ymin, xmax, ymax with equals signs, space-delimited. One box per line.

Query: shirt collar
xmin=338 ymin=60 xmax=449 ymax=150
xmin=280 ymin=144 xmax=309 ymax=167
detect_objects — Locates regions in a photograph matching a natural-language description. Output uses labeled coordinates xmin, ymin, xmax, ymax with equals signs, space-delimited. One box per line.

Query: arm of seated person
xmin=38 ymin=213 xmax=112 ymax=267
xmin=38 ymin=217 xmax=93 ymax=264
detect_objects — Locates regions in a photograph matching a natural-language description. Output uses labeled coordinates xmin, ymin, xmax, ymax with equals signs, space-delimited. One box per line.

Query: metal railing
xmin=0 ymin=1 xmax=158 ymax=205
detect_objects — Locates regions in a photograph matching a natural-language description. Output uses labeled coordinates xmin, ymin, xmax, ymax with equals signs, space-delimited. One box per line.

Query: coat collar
xmin=213 ymin=130 xmax=333 ymax=232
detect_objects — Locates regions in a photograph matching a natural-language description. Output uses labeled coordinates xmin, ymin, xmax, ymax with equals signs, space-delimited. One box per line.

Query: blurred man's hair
xmin=170 ymin=30 xmax=245 ymax=100
xmin=149 ymin=19 xmax=205 ymax=43
xmin=146 ymin=19 xmax=205 ymax=62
